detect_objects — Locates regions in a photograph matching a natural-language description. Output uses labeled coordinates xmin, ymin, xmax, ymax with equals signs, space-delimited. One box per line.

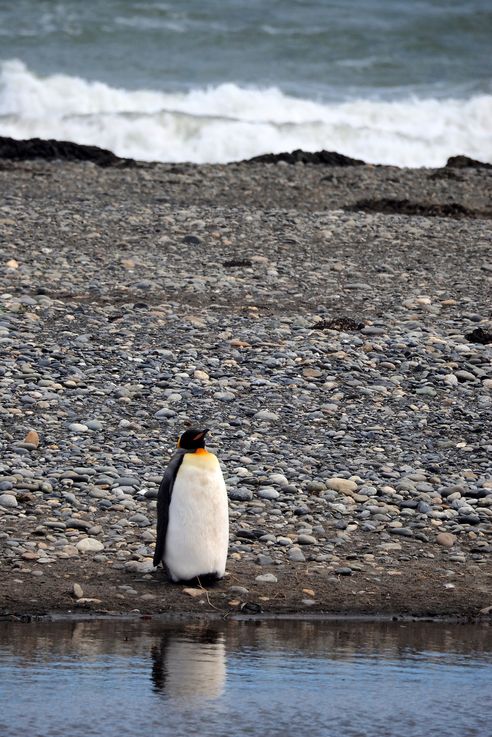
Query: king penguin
xmin=153 ymin=428 xmax=229 ymax=583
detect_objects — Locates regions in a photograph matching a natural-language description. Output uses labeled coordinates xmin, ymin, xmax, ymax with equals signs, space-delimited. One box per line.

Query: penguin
xmin=153 ymin=428 xmax=229 ymax=583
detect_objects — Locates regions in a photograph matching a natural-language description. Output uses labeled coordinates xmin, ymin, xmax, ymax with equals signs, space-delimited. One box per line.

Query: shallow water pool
xmin=0 ymin=619 xmax=490 ymax=737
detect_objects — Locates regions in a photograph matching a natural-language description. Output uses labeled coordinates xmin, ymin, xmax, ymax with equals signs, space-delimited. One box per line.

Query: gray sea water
xmin=0 ymin=619 xmax=491 ymax=737
xmin=0 ymin=1 xmax=491 ymax=164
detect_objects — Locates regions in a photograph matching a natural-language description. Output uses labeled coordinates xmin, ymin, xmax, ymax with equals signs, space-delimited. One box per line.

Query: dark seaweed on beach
xmin=345 ymin=198 xmax=490 ymax=219
xmin=313 ymin=317 xmax=364 ymax=332
xmin=465 ymin=327 xmax=492 ymax=345
xmin=223 ymin=259 xmax=253 ymax=267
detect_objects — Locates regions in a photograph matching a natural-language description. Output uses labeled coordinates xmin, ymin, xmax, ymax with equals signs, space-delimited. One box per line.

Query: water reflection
xmin=151 ymin=626 xmax=226 ymax=700
xmin=0 ymin=619 xmax=491 ymax=737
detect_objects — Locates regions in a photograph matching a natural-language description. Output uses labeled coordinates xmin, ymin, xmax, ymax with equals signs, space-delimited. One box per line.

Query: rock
xmin=297 ymin=534 xmax=317 ymax=545
xmin=66 ymin=518 xmax=93 ymax=530
xmin=269 ymin=473 xmax=289 ymax=487
xmin=0 ymin=494 xmax=17 ymax=508
xmin=86 ymin=420 xmax=104 ymax=431
xmin=124 ymin=559 xmax=155 ymax=574
xmin=68 ymin=423 xmax=89 ymax=433
xmin=23 ymin=430 xmax=40 ymax=447
xmin=258 ymin=487 xmax=280 ymax=500
xmin=183 ymin=587 xmax=204 ymax=598
xmin=443 ymin=374 xmax=458 ymax=387
xmin=436 ymin=532 xmax=457 ymax=548
xmin=326 ymin=478 xmax=358 ymax=493
xmin=388 ymin=527 xmax=414 ymax=537
xmin=254 ymin=410 xmax=280 ymax=422
xmin=73 ymin=583 xmax=84 ymax=599
xmin=288 ymin=547 xmax=306 ymax=562
xmin=229 ymin=586 xmax=249 ymax=595
xmin=255 ymin=573 xmax=278 ymax=583
xmin=246 ymin=149 xmax=365 ymax=166
xmin=446 ymin=155 xmax=492 ymax=169
xmin=76 ymin=538 xmax=104 ymax=553
xmin=154 ymin=408 xmax=176 ymax=419
xmin=335 ymin=567 xmax=353 ymax=576
xmin=229 ymin=488 xmax=253 ymax=502
xmin=194 ymin=370 xmax=209 ymax=381
xmin=128 ymin=513 xmax=151 ymax=527
xmin=0 ymin=135 xmax=132 ymax=167
xmin=214 ymin=391 xmax=235 ymax=402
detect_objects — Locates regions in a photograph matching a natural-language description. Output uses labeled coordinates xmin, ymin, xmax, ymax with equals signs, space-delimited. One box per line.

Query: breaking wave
xmin=1 ymin=60 xmax=491 ymax=166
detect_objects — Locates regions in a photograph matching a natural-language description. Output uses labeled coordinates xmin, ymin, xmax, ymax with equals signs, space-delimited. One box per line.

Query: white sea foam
xmin=0 ymin=60 xmax=491 ymax=166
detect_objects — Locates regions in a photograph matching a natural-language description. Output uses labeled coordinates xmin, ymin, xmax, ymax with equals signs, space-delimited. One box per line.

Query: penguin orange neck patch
xmin=195 ymin=448 xmax=209 ymax=456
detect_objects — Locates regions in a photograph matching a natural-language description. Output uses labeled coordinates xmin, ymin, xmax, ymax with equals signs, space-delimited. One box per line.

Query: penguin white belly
xmin=164 ymin=452 xmax=229 ymax=582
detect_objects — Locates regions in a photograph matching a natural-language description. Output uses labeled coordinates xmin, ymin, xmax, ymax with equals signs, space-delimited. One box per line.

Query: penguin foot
xmin=196 ymin=572 xmax=223 ymax=588
xmin=170 ymin=572 xmax=223 ymax=587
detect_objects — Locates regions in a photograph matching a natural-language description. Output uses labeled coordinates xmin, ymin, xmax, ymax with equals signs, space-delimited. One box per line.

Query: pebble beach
xmin=0 ymin=155 xmax=491 ymax=619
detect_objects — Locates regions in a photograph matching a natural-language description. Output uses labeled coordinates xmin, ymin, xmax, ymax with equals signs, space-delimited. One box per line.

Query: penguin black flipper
xmin=153 ymin=449 xmax=187 ymax=567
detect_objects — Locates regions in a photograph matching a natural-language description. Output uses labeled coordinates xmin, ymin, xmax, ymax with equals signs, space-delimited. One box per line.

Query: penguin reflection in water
xmin=153 ymin=428 xmax=229 ymax=583
xmin=151 ymin=627 xmax=226 ymax=700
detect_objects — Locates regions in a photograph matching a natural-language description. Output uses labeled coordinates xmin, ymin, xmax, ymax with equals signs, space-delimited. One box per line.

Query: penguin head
xmin=177 ymin=428 xmax=209 ymax=450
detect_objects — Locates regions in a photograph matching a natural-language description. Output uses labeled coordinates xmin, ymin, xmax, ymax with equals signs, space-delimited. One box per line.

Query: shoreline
xmin=0 ymin=154 xmax=491 ymax=621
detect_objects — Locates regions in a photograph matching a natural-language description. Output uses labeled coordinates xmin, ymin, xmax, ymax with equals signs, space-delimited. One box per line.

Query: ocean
xmin=0 ymin=0 xmax=491 ymax=166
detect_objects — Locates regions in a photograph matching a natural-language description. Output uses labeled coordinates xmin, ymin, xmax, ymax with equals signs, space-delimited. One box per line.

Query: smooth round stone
xmin=143 ymin=489 xmax=158 ymax=500
xmin=458 ymin=514 xmax=480 ymax=525
xmin=85 ymin=420 xmax=104 ymax=431
xmin=276 ymin=536 xmax=292 ymax=546
xmin=117 ymin=477 xmax=141 ymax=487
xmin=288 ymin=547 xmax=306 ymax=562
xmin=0 ymin=493 xmax=17 ymax=508
xmin=68 ymin=423 xmax=89 ymax=433
xmin=154 ymin=408 xmax=176 ymax=418
xmin=254 ymin=410 xmax=280 ymax=422
xmin=73 ymin=583 xmax=84 ymax=599
xmin=229 ymin=488 xmax=253 ymax=501
xmin=326 ymin=478 xmax=358 ymax=493
xmin=76 ymin=538 xmax=104 ymax=553
xmin=257 ymin=554 xmax=274 ymax=566
xmin=455 ymin=370 xmax=477 ymax=382
xmin=129 ymin=514 xmax=151 ymax=527
xmin=124 ymin=559 xmax=154 ymax=573
xmin=229 ymin=586 xmax=249 ymax=595
xmin=335 ymin=567 xmax=353 ymax=576
xmin=269 ymin=473 xmax=289 ymax=486
xmin=388 ymin=527 xmax=414 ymax=537
xmin=305 ymin=480 xmax=326 ymax=492
xmin=214 ymin=391 xmax=235 ymax=402
xmin=361 ymin=326 xmax=386 ymax=336
xmin=297 ymin=534 xmax=317 ymax=545
xmin=258 ymin=487 xmax=280 ymax=500
xmin=66 ymin=518 xmax=92 ymax=530
xmin=436 ymin=532 xmax=457 ymax=548
xmin=255 ymin=573 xmax=278 ymax=583
xmin=194 ymin=370 xmax=209 ymax=381
xmin=443 ymin=374 xmax=458 ymax=387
